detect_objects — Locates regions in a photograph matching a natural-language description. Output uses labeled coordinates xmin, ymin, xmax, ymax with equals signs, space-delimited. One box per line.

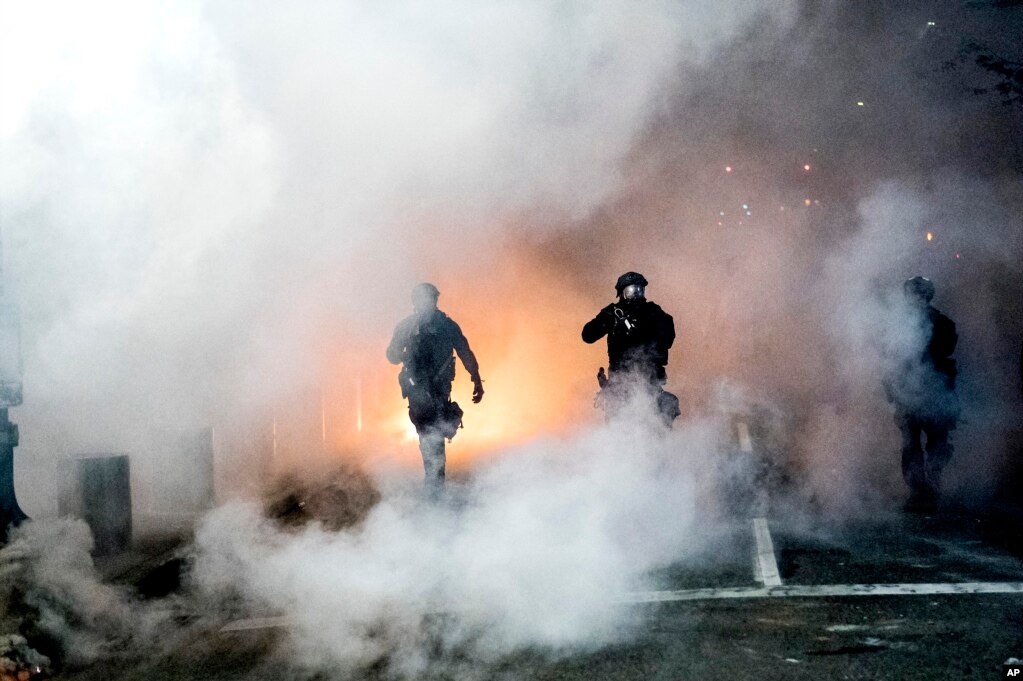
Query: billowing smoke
xmin=192 ymin=413 xmax=723 ymax=676
xmin=531 ymin=1 xmax=1023 ymax=511
xmin=1 ymin=0 xmax=1022 ymax=675
xmin=0 ymin=518 xmax=171 ymax=667
xmin=0 ymin=0 xmax=799 ymax=505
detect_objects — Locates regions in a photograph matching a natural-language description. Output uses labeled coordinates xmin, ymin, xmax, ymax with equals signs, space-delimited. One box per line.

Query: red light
xmin=725 ymin=166 xmax=733 ymax=173
xmin=803 ymin=164 xmax=811 ymax=171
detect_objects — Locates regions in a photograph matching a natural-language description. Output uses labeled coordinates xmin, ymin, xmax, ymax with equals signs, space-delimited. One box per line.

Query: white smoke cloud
xmin=0 ymin=0 xmax=796 ymax=513
xmin=2 ymin=1 xmax=1021 ymax=676
xmin=0 ymin=409 xmax=733 ymax=677
xmin=0 ymin=518 xmax=172 ymax=667
xmin=791 ymin=174 xmax=1023 ymax=513
xmin=192 ymin=414 xmax=723 ymax=676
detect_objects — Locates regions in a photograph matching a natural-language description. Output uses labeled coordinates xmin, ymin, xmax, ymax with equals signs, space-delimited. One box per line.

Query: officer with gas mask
xmin=387 ymin=283 xmax=484 ymax=496
xmin=582 ymin=272 xmax=679 ymax=425
xmin=883 ymin=276 xmax=959 ymax=511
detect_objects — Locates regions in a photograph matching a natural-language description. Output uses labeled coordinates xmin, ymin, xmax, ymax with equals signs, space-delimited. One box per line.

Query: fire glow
xmin=259 ymin=258 xmax=599 ymax=475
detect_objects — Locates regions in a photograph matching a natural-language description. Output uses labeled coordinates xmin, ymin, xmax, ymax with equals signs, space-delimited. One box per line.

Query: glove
xmin=610 ymin=306 xmax=634 ymax=333
xmin=472 ymin=377 xmax=485 ymax=404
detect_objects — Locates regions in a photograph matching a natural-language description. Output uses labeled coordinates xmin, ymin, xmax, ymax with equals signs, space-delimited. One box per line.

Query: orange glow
xmin=355 ymin=378 xmax=363 ymax=432
xmin=804 ymin=198 xmax=812 ymax=206
xmin=395 ymin=410 xmax=418 ymax=443
xmin=295 ymin=253 xmax=599 ymax=474
xmin=803 ymin=164 xmax=811 ymax=171
xmin=725 ymin=166 xmax=733 ymax=173
xmin=926 ymin=231 xmax=933 ymax=241
xmin=209 ymin=212 xmax=795 ymax=487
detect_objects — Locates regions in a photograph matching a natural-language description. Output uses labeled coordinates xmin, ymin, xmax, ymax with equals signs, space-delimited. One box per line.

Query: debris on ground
xmin=0 ymin=634 xmax=49 ymax=680
xmin=264 ymin=464 xmax=381 ymax=531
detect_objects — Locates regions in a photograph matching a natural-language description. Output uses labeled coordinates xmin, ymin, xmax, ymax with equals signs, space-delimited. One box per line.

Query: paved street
xmin=43 ymin=500 xmax=1022 ymax=681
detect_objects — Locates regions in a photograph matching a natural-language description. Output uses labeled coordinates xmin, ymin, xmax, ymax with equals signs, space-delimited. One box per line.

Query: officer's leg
xmin=419 ymin=426 xmax=446 ymax=497
xmin=408 ymin=389 xmax=445 ymax=492
xmin=923 ymin=421 xmax=952 ymax=499
xmin=899 ymin=414 xmax=926 ymax=496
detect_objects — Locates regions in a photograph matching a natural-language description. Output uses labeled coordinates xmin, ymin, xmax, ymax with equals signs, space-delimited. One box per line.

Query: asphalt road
xmin=525 ymin=510 xmax=1023 ymax=681
xmin=47 ymin=504 xmax=1023 ymax=681
xmin=30 ymin=412 xmax=1023 ymax=680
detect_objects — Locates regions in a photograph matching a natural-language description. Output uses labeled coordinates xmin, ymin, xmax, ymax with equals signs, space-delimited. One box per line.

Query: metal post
xmin=0 ymin=227 xmax=26 ymax=543
xmin=0 ymin=407 xmax=27 ymax=542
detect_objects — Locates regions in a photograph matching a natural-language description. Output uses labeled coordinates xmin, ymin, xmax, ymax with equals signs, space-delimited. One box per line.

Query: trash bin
xmin=59 ymin=454 xmax=132 ymax=555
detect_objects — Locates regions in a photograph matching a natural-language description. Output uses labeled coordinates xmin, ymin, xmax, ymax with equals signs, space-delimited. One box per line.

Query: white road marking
xmin=736 ymin=421 xmax=753 ymax=452
xmin=625 ymin=581 xmax=1023 ymax=603
xmin=221 ymin=581 xmax=1023 ymax=631
xmin=753 ymin=517 xmax=783 ymax=587
xmin=220 ymin=615 xmax=294 ymax=632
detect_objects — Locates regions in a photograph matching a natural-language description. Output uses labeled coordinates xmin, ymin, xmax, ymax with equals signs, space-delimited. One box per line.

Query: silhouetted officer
xmin=582 ymin=272 xmax=679 ymax=425
xmin=884 ymin=276 xmax=959 ymax=511
xmin=387 ymin=283 xmax=484 ymax=494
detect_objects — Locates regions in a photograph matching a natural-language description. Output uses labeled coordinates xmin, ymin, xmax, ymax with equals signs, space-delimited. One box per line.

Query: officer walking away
xmin=582 ymin=272 xmax=680 ymax=425
xmin=884 ymin=276 xmax=959 ymax=512
xmin=387 ymin=283 xmax=484 ymax=495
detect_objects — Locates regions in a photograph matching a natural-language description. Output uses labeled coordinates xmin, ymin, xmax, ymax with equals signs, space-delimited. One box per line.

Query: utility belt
xmin=399 ymin=353 xmax=455 ymax=397
xmin=400 ymin=365 xmax=463 ymax=440
xmin=594 ymin=366 xmax=680 ymax=424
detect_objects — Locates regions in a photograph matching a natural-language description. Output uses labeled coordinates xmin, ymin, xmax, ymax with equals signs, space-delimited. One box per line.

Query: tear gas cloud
xmin=3 ymin=1 xmax=1016 ymax=509
xmin=1 ymin=0 xmax=1022 ymax=674
xmin=0 ymin=518 xmax=171 ymax=667
xmin=191 ymin=414 xmax=723 ymax=676
xmin=2 ymin=409 xmax=734 ymax=677
xmin=0 ymin=0 xmax=805 ymax=500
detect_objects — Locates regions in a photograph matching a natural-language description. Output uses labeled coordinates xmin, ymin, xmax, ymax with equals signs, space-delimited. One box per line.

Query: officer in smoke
xmin=884 ymin=276 xmax=959 ymax=511
xmin=387 ymin=283 xmax=484 ymax=494
xmin=582 ymin=272 xmax=680 ymax=425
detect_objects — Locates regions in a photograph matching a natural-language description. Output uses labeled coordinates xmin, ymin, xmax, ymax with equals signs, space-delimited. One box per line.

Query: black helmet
xmin=903 ymin=276 xmax=935 ymax=303
xmin=412 ymin=282 xmax=440 ymax=300
xmin=615 ymin=271 xmax=648 ymax=294
xmin=411 ymin=282 xmax=440 ymax=312
xmin=904 ymin=276 xmax=937 ymax=302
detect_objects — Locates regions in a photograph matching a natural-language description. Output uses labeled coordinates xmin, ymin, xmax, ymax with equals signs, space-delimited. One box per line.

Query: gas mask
xmin=621 ymin=284 xmax=645 ymax=301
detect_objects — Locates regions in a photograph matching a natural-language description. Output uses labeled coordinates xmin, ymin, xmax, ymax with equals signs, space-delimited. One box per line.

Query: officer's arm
xmin=931 ymin=315 xmax=958 ymax=358
xmin=450 ymin=322 xmax=482 ymax=382
xmin=451 ymin=322 xmax=485 ymax=403
xmin=657 ymin=311 xmax=676 ymax=352
xmin=386 ymin=320 xmax=410 ymax=365
xmin=582 ymin=305 xmax=615 ymax=344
